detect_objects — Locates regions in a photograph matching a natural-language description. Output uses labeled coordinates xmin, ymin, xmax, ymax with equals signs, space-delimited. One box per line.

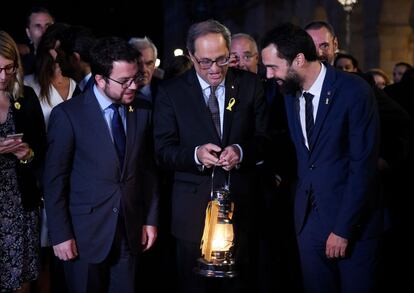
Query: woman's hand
xmin=0 ymin=138 xmax=31 ymax=160
xmin=0 ymin=138 xmax=23 ymax=154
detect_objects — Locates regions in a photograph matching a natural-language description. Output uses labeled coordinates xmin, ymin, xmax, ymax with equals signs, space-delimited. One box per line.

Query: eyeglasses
xmin=0 ymin=64 xmax=16 ymax=75
xmin=193 ymin=55 xmax=230 ymax=69
xmin=106 ymin=74 xmax=143 ymax=89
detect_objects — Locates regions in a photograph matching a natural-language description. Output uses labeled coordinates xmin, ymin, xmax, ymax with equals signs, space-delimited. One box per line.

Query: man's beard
xmin=278 ymin=68 xmax=302 ymax=95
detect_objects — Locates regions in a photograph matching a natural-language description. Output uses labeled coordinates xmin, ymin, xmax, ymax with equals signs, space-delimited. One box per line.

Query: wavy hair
xmin=0 ymin=31 xmax=24 ymax=99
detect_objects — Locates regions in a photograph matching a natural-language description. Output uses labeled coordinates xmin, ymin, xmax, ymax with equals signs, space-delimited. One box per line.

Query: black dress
xmin=0 ymin=106 xmax=40 ymax=291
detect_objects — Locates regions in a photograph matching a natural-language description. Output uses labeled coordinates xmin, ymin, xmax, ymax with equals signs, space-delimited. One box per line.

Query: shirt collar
xmin=78 ymin=73 xmax=92 ymax=92
xmin=196 ymin=73 xmax=225 ymax=91
xmin=303 ymin=62 xmax=326 ymax=97
xmin=93 ymin=85 xmax=120 ymax=111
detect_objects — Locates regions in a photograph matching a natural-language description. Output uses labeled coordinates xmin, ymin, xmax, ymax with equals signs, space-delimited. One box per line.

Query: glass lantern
xmin=195 ymin=185 xmax=237 ymax=278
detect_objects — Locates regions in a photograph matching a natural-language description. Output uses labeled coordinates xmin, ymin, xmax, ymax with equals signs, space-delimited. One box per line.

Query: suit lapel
xmin=83 ymin=89 xmax=122 ymax=173
xmin=185 ymin=69 xmax=221 ymax=144
xmin=124 ymin=104 xmax=137 ymax=175
xmin=285 ymin=93 xmax=308 ymax=154
xmin=309 ymin=65 xmax=336 ymax=155
xmin=222 ymin=70 xmax=238 ymax=146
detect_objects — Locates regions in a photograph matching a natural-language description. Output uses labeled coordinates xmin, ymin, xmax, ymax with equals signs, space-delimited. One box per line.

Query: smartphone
xmin=6 ymin=133 xmax=24 ymax=140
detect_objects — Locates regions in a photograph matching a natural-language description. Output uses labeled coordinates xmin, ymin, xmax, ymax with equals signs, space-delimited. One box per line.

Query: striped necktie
xmin=208 ymin=86 xmax=221 ymax=138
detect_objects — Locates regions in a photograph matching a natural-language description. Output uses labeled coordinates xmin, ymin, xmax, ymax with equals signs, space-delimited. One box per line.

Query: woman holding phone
xmin=0 ymin=30 xmax=46 ymax=292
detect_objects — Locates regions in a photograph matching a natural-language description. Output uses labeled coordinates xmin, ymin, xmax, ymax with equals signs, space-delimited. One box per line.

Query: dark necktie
xmin=303 ymin=92 xmax=314 ymax=147
xmin=208 ymin=86 xmax=221 ymax=138
xmin=109 ymin=103 xmax=126 ymax=168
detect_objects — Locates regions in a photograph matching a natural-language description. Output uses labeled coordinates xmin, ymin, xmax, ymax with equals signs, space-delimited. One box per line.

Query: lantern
xmin=195 ymin=182 xmax=237 ymax=278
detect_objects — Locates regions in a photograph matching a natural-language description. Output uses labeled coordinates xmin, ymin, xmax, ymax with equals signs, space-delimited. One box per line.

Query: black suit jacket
xmin=153 ymin=68 xmax=268 ymax=242
xmin=43 ymin=87 xmax=159 ymax=263
xmin=12 ymin=86 xmax=47 ymax=210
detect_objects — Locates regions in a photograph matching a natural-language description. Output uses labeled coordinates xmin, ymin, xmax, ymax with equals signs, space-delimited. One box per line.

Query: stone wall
xmin=379 ymin=0 xmax=414 ymax=78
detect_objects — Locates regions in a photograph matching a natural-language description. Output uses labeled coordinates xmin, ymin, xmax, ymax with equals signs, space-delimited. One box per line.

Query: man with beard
xmin=261 ymin=23 xmax=386 ymax=293
xmin=43 ymin=37 xmax=159 ymax=292
xmin=305 ymin=21 xmax=338 ymax=65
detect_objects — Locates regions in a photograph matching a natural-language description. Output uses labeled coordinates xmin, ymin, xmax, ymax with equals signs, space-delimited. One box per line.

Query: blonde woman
xmin=0 ymin=30 xmax=46 ymax=293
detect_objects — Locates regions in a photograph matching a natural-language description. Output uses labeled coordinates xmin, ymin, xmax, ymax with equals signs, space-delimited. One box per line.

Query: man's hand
xmin=325 ymin=232 xmax=348 ymax=259
xmin=53 ymin=239 xmax=78 ymax=261
xmin=218 ymin=145 xmax=240 ymax=171
xmin=142 ymin=225 xmax=157 ymax=252
xmin=196 ymin=143 xmax=222 ymax=168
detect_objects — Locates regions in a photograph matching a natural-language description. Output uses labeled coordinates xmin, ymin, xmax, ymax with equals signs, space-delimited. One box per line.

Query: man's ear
xmin=25 ymin=28 xmax=32 ymax=43
xmin=294 ymin=53 xmax=306 ymax=67
xmin=333 ymin=37 xmax=339 ymax=53
xmin=95 ymin=74 xmax=106 ymax=89
xmin=72 ymin=52 xmax=81 ymax=63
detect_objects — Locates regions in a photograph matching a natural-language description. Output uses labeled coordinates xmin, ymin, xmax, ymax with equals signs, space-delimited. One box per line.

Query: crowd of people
xmin=1 ymin=6 xmax=413 ymax=293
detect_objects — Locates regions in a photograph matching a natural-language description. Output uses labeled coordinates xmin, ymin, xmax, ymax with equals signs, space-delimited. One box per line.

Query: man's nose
xmin=266 ymin=68 xmax=274 ymax=79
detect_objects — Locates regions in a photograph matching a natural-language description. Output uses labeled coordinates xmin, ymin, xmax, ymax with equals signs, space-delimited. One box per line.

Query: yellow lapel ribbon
xmin=226 ymin=98 xmax=236 ymax=111
xmin=14 ymin=102 xmax=21 ymax=110
xmin=128 ymin=105 xmax=134 ymax=112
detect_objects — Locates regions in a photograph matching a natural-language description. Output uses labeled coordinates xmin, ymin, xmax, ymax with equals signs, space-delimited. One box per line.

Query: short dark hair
xmin=90 ymin=37 xmax=140 ymax=78
xmin=334 ymin=52 xmax=359 ymax=69
xmin=304 ymin=20 xmax=336 ymax=37
xmin=394 ymin=62 xmax=412 ymax=69
xmin=59 ymin=25 xmax=96 ymax=63
xmin=186 ymin=19 xmax=231 ymax=55
xmin=26 ymin=6 xmax=54 ymax=27
xmin=261 ymin=22 xmax=318 ymax=64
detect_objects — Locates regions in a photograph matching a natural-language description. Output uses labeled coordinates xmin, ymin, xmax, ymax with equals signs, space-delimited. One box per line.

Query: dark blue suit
xmin=284 ymin=65 xmax=386 ymax=292
xmin=43 ymin=87 xmax=158 ymax=291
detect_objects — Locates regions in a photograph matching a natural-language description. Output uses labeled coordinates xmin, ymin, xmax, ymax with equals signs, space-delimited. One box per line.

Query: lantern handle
xmin=210 ymin=165 xmax=231 ymax=199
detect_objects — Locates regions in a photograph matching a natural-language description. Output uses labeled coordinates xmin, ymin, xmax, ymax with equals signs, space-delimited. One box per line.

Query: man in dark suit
xmin=57 ymin=25 xmax=96 ymax=93
xmin=261 ymin=23 xmax=386 ymax=293
xmin=43 ymin=37 xmax=158 ymax=292
xmin=129 ymin=36 xmax=161 ymax=108
xmin=154 ymin=19 xmax=268 ymax=293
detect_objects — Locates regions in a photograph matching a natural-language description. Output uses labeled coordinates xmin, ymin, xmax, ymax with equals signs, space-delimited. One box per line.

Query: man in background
xmin=20 ymin=6 xmax=55 ymax=75
xmin=229 ymin=33 xmax=259 ymax=73
xmin=305 ymin=21 xmax=338 ymax=65
xmin=129 ymin=36 xmax=161 ymax=106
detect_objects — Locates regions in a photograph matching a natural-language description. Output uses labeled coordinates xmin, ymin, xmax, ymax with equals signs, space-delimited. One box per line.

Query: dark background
xmin=1 ymin=0 xmax=164 ymax=58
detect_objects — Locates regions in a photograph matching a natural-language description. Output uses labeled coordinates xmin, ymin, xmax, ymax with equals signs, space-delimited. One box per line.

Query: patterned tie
xmin=303 ymin=92 xmax=314 ymax=148
xmin=208 ymin=86 xmax=221 ymax=138
xmin=109 ymin=103 xmax=126 ymax=168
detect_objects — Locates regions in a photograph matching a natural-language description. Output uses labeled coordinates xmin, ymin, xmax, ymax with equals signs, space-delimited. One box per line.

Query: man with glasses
xmin=154 ymin=19 xmax=268 ymax=292
xmin=305 ymin=21 xmax=338 ymax=65
xmin=43 ymin=36 xmax=158 ymax=292
xmin=229 ymin=33 xmax=259 ymax=74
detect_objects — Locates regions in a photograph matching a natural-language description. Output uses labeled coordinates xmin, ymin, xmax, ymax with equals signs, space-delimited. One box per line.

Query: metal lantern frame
xmin=194 ymin=168 xmax=237 ymax=278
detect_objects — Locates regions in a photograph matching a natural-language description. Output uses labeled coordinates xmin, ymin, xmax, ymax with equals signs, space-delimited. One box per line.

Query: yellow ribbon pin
xmin=128 ymin=105 xmax=134 ymax=112
xmin=226 ymin=98 xmax=236 ymax=111
xmin=14 ymin=102 xmax=21 ymax=110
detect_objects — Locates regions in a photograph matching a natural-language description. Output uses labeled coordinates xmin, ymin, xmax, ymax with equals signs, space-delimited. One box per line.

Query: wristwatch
xmin=20 ymin=148 xmax=34 ymax=164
